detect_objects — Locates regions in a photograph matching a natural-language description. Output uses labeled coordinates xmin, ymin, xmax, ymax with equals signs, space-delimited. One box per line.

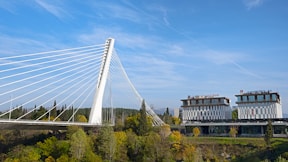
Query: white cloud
xmin=34 ymin=0 xmax=70 ymax=20
xmin=243 ymin=0 xmax=264 ymax=9
xmin=199 ymin=50 xmax=262 ymax=78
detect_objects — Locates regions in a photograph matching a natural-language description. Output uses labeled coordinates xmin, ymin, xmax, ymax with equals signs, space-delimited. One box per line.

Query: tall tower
xmin=89 ymin=38 xmax=115 ymax=125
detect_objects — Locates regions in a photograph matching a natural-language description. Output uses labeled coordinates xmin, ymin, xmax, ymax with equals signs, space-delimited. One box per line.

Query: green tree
xmin=264 ymin=120 xmax=273 ymax=147
xmin=138 ymin=100 xmax=150 ymax=136
xmin=70 ymin=128 xmax=93 ymax=161
xmin=124 ymin=114 xmax=139 ymax=133
xmin=37 ymin=136 xmax=58 ymax=158
xmin=163 ymin=107 xmax=172 ymax=124
xmin=56 ymin=155 xmax=69 ymax=162
xmin=6 ymin=145 xmax=41 ymax=162
xmin=275 ymin=156 xmax=288 ymax=162
xmin=50 ymin=100 xmax=57 ymax=120
xmin=232 ymin=109 xmax=238 ymax=120
xmin=95 ymin=125 xmax=116 ymax=161
xmin=126 ymin=130 xmax=144 ymax=162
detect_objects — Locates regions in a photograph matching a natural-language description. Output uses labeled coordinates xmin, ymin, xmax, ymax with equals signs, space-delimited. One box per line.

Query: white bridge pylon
xmin=89 ymin=39 xmax=114 ymax=125
xmin=89 ymin=38 xmax=164 ymax=126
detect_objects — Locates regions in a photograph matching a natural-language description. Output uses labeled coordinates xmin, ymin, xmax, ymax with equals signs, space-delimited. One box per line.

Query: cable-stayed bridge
xmin=0 ymin=38 xmax=164 ymax=129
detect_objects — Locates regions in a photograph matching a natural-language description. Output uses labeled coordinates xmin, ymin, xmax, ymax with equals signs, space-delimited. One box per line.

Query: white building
xmin=235 ymin=90 xmax=282 ymax=119
xmin=181 ymin=95 xmax=232 ymax=122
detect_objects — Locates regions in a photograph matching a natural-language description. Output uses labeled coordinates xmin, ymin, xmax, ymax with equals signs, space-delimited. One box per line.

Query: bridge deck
xmin=0 ymin=119 xmax=101 ymax=130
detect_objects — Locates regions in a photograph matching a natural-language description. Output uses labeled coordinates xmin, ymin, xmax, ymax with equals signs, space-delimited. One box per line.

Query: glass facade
xmin=257 ymin=95 xmax=264 ymax=102
xmin=265 ymin=94 xmax=270 ymax=101
xmin=272 ymin=94 xmax=277 ymax=101
xmin=248 ymin=95 xmax=255 ymax=102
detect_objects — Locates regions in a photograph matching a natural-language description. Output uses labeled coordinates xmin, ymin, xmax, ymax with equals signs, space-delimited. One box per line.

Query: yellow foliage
xmin=229 ymin=127 xmax=238 ymax=137
xmin=76 ymin=115 xmax=88 ymax=122
xmin=183 ymin=144 xmax=196 ymax=161
xmin=114 ymin=131 xmax=127 ymax=146
xmin=193 ymin=127 xmax=200 ymax=137
xmin=172 ymin=117 xmax=181 ymax=125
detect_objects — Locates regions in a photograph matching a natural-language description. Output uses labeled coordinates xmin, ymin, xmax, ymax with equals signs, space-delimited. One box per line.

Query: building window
xmin=249 ymin=95 xmax=255 ymax=102
xmin=257 ymin=95 xmax=264 ymax=102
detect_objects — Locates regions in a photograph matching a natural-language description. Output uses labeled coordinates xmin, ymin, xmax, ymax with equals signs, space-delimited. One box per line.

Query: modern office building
xmin=181 ymin=95 xmax=232 ymax=122
xmin=235 ymin=90 xmax=282 ymax=119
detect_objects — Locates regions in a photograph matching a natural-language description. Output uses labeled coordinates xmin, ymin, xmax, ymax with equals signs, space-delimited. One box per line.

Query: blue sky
xmin=0 ymin=0 xmax=288 ymax=113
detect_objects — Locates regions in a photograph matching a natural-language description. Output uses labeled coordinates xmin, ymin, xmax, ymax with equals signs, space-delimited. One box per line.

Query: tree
xmin=193 ymin=127 xmax=201 ymax=137
xmin=95 ymin=125 xmax=116 ymax=161
xmin=232 ymin=109 xmax=238 ymax=120
xmin=76 ymin=115 xmax=88 ymax=122
xmin=50 ymin=100 xmax=57 ymax=120
xmin=229 ymin=126 xmax=238 ymax=138
xmin=138 ymin=100 xmax=150 ymax=136
xmin=6 ymin=145 xmax=41 ymax=162
xmin=163 ymin=107 xmax=172 ymax=124
xmin=172 ymin=117 xmax=181 ymax=125
xmin=113 ymin=131 xmax=128 ymax=162
xmin=183 ymin=144 xmax=196 ymax=162
xmin=265 ymin=120 xmax=273 ymax=147
xmin=69 ymin=128 xmax=92 ymax=160
xmin=168 ymin=131 xmax=183 ymax=160
xmin=37 ymin=136 xmax=58 ymax=158
xmin=126 ymin=130 xmax=144 ymax=162
xmin=159 ymin=124 xmax=171 ymax=138
xmin=124 ymin=114 xmax=139 ymax=133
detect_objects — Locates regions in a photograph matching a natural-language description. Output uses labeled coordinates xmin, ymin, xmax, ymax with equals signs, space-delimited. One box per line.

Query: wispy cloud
xmin=199 ymin=50 xmax=262 ymax=79
xmin=243 ymin=0 xmax=264 ymax=9
xmin=0 ymin=1 xmax=17 ymax=14
xmin=34 ymin=0 xmax=70 ymax=20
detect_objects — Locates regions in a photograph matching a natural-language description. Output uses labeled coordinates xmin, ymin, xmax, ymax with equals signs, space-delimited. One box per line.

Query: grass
xmin=185 ymin=137 xmax=288 ymax=162
xmin=186 ymin=136 xmax=266 ymax=146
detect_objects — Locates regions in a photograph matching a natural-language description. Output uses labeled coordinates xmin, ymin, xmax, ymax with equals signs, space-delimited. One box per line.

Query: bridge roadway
xmin=0 ymin=119 xmax=102 ymax=130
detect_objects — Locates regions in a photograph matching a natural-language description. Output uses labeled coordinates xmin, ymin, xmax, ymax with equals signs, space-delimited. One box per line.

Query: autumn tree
xmin=113 ymin=131 xmax=128 ymax=162
xmin=229 ymin=126 xmax=238 ymax=138
xmin=193 ymin=127 xmax=201 ymax=137
xmin=172 ymin=116 xmax=181 ymax=125
xmin=76 ymin=114 xmax=88 ymax=122
xmin=183 ymin=144 xmax=196 ymax=162
xmin=169 ymin=131 xmax=183 ymax=160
